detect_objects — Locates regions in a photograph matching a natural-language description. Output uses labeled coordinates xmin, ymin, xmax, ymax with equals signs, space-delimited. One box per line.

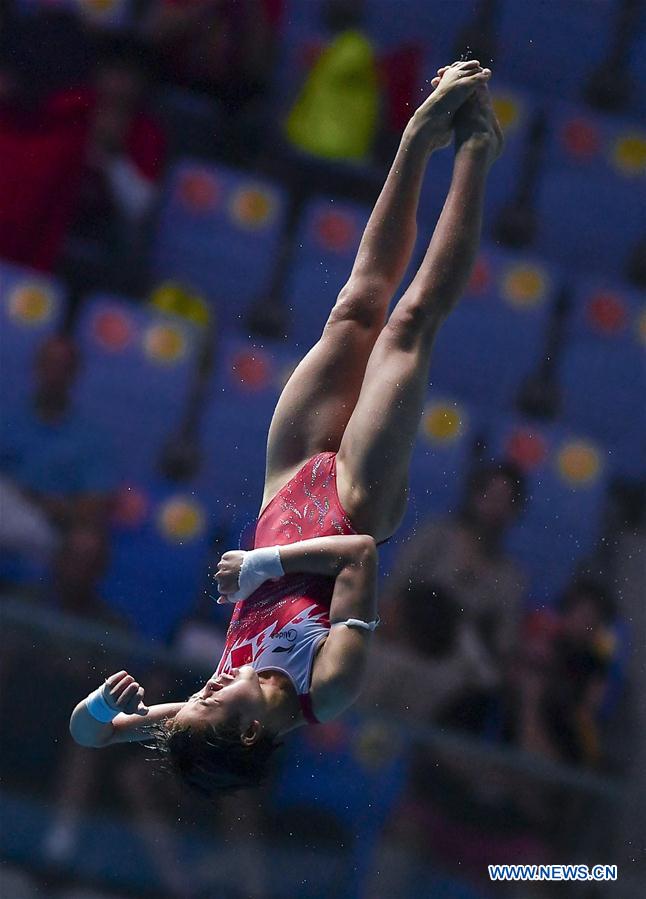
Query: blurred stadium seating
xmin=534 ymin=164 xmax=645 ymax=279
xmin=100 ymin=478 xmax=213 ymax=641
xmin=379 ymin=394 xmax=482 ymax=577
xmin=0 ymin=261 xmax=66 ymax=414
xmin=428 ymin=244 xmax=556 ymax=412
xmin=1 ymin=1 xmax=644 ymax=896
xmin=195 ymin=336 xmax=301 ymax=520
xmin=496 ymin=0 xmax=617 ymax=102
xmin=489 ymin=417 xmax=610 ymax=600
xmin=272 ymin=713 xmax=408 ymax=893
xmin=284 ymin=196 xmax=369 ymax=348
xmin=419 ymin=83 xmax=533 ymax=231
xmin=74 ymin=294 xmax=199 ymax=480
xmin=152 ymin=160 xmax=287 ymax=331
xmin=558 ymin=279 xmax=645 ymax=479
xmin=15 ymin=0 xmax=134 ymax=30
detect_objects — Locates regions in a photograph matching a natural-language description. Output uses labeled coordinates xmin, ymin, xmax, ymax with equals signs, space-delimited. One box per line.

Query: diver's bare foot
xmin=408 ymin=59 xmax=492 ymax=151
xmin=453 ymin=83 xmax=504 ymax=166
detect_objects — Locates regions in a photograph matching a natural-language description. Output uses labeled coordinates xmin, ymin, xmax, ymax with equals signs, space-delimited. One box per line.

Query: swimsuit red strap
xmin=298 ymin=692 xmax=321 ymax=725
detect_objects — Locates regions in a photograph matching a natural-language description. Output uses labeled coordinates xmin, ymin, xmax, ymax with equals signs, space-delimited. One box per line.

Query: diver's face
xmin=173 ymin=666 xmax=265 ymax=736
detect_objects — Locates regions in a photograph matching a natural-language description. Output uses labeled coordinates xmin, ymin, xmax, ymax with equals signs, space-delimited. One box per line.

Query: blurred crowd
xmin=1 ymin=1 xmax=644 ymax=898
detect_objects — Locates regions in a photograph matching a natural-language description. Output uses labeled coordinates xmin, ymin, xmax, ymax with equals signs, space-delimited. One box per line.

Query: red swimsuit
xmin=215 ymin=452 xmax=358 ymax=723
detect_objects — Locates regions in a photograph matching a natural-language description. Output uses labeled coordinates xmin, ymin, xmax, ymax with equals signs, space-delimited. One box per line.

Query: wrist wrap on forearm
xmin=220 ymin=546 xmax=285 ymax=603
xmin=85 ymin=686 xmax=118 ymax=723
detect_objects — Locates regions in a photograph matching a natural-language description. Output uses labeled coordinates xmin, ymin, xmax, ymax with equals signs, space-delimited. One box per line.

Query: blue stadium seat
xmin=427 ymin=245 xmax=555 ymax=412
xmin=365 ymin=0 xmax=473 ymax=57
xmin=418 ymin=83 xmax=533 ymax=234
xmin=101 ymin=479 xmax=213 ymax=641
xmin=544 ymin=102 xmax=646 ymax=184
xmin=380 ymin=394 xmax=480 ymax=578
xmin=488 ymin=418 xmax=610 ymax=603
xmin=152 ymin=161 xmax=287 ymax=332
xmin=272 ymin=14 xmax=326 ymax=109
xmin=496 ymin=0 xmax=615 ymax=101
xmin=295 ymin=195 xmax=368 ymax=264
xmin=284 ymin=197 xmax=368 ymax=349
xmin=628 ymin=29 xmax=646 ymax=118
xmin=74 ymin=295 xmax=199 ymax=480
xmin=0 ymin=261 xmax=66 ymax=414
xmin=16 ymin=0 xmax=134 ymax=29
xmin=283 ymin=253 xmax=346 ymax=351
xmin=557 ymin=282 xmax=645 ymax=479
xmin=534 ymin=164 xmax=645 ymax=279
xmin=285 ymin=195 xmax=428 ymax=351
xmin=195 ymin=337 xmax=301 ymax=524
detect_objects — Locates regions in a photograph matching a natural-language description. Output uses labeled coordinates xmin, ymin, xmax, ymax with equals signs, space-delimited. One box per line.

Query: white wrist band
xmin=220 ymin=546 xmax=284 ymax=603
xmin=85 ymin=686 xmax=118 ymax=723
xmin=333 ymin=616 xmax=381 ymax=632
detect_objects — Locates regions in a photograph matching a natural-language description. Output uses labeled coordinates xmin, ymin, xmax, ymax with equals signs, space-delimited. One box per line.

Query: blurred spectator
xmin=285 ymin=0 xmax=380 ymax=163
xmin=0 ymin=476 xmax=58 ymax=567
xmin=0 ymin=17 xmax=93 ymax=272
xmin=382 ymin=462 xmax=527 ymax=731
xmin=359 ymin=583 xmax=500 ymax=726
xmin=510 ymin=576 xmax=619 ymax=768
xmin=0 ymin=21 xmax=164 ymax=284
xmin=370 ymin=740 xmax=552 ymax=896
xmin=64 ymin=38 xmax=167 ymax=292
xmin=0 ymin=335 xmax=115 ymax=576
xmin=144 ymin=0 xmax=282 ymax=110
xmin=49 ymin=524 xmax=120 ymax=625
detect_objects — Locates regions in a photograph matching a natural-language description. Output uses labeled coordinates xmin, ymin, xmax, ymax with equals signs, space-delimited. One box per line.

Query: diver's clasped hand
xmin=213 ymin=546 xmax=284 ymax=604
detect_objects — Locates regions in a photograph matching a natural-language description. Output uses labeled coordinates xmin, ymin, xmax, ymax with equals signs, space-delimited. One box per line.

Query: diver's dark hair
xmin=151 ymin=718 xmax=281 ymax=798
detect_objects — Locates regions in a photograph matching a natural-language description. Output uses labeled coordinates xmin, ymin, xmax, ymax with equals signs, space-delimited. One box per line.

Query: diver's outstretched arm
xmin=215 ymin=534 xmax=378 ymax=625
xmin=69 ymin=670 xmax=184 ymax=748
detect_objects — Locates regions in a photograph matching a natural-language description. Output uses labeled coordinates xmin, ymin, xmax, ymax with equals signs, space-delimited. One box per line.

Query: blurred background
xmin=0 ymin=0 xmax=644 ymax=897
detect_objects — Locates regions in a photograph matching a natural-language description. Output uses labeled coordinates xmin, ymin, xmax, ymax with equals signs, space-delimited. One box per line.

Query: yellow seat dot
xmin=159 ymin=498 xmax=204 ymax=541
xmin=8 ymin=284 xmax=53 ymax=325
xmin=502 ymin=265 xmax=546 ymax=308
xmin=492 ymin=94 xmax=520 ymax=131
xmin=557 ymin=442 xmax=601 ymax=485
xmin=423 ymin=404 xmax=463 ymax=443
xmin=144 ymin=324 xmax=186 ymax=363
xmin=231 ymin=187 xmax=274 ymax=229
xmin=613 ymin=134 xmax=646 ymax=175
